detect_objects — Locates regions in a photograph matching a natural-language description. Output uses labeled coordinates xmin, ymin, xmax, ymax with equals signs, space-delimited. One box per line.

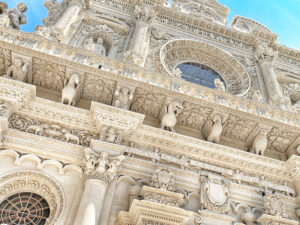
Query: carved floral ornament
xmin=154 ymin=39 xmax=251 ymax=96
xmin=0 ymin=170 xmax=64 ymax=225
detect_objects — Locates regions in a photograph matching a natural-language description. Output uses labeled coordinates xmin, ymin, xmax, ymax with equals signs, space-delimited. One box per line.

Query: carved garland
xmin=154 ymin=39 xmax=251 ymax=96
xmin=0 ymin=170 xmax=64 ymax=225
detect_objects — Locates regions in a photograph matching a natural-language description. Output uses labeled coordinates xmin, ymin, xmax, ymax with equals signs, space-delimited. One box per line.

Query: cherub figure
xmin=114 ymin=86 xmax=134 ymax=110
xmin=214 ymin=78 xmax=225 ymax=91
xmin=6 ymin=57 xmax=29 ymax=82
xmin=84 ymin=150 xmax=97 ymax=175
xmin=7 ymin=2 xmax=27 ymax=30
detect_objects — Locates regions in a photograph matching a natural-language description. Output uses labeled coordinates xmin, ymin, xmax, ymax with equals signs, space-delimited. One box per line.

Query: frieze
xmin=9 ymin=114 xmax=98 ymax=147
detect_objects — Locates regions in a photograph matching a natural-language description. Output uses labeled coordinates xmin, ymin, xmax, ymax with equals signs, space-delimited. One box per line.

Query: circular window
xmin=0 ymin=192 xmax=50 ymax=225
xmin=177 ymin=62 xmax=225 ymax=89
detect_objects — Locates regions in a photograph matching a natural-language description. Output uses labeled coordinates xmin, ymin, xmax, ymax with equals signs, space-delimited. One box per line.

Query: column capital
xmin=254 ymin=42 xmax=278 ymax=65
xmin=84 ymin=148 xmax=125 ymax=184
xmin=286 ymin=155 xmax=300 ymax=180
xmin=134 ymin=5 xmax=157 ymax=24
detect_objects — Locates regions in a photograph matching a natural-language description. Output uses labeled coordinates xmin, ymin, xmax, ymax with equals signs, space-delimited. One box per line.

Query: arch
xmin=0 ymin=170 xmax=65 ymax=225
xmin=154 ymin=39 xmax=251 ymax=96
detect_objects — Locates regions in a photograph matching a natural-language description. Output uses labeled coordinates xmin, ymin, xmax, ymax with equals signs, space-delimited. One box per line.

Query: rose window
xmin=177 ymin=62 xmax=225 ymax=89
xmin=0 ymin=192 xmax=50 ymax=225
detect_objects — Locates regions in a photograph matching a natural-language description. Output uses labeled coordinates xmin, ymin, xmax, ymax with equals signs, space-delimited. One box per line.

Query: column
xmin=74 ymin=150 xmax=124 ymax=225
xmin=54 ymin=3 xmax=81 ymax=41
xmin=255 ymin=43 xmax=288 ymax=109
xmin=124 ymin=5 xmax=156 ymax=66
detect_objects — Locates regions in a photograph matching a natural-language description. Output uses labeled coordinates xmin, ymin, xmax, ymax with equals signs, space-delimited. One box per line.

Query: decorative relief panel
xmin=267 ymin=127 xmax=299 ymax=153
xmin=32 ymin=58 xmax=66 ymax=91
xmin=82 ymin=73 xmax=116 ymax=104
xmin=131 ymin=88 xmax=167 ymax=118
xmin=0 ymin=48 xmax=11 ymax=75
xmin=222 ymin=114 xmax=258 ymax=142
xmin=9 ymin=114 xmax=98 ymax=147
xmin=177 ymin=102 xmax=212 ymax=129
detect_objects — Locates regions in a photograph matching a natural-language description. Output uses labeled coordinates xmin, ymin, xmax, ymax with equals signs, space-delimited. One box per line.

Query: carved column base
xmin=116 ymin=198 xmax=192 ymax=225
xmin=197 ymin=210 xmax=236 ymax=225
xmin=257 ymin=214 xmax=299 ymax=225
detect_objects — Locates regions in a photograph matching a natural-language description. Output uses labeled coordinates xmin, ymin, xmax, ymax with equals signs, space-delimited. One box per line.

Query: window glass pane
xmin=177 ymin=62 xmax=225 ymax=89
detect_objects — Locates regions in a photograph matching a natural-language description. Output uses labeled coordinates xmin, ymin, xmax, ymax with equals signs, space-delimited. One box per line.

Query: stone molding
xmin=257 ymin=214 xmax=299 ymax=225
xmin=156 ymin=39 xmax=250 ymax=96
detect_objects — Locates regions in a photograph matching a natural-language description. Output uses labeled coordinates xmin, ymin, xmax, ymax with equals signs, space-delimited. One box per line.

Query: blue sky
xmin=6 ymin=0 xmax=300 ymax=50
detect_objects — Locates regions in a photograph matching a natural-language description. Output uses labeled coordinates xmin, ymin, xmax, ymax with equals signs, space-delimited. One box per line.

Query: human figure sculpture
xmin=250 ymin=129 xmax=268 ymax=156
xmin=95 ymin=37 xmax=106 ymax=56
xmin=214 ymin=78 xmax=225 ymax=91
xmin=7 ymin=2 xmax=27 ymax=30
xmin=202 ymin=114 xmax=223 ymax=144
xmin=61 ymin=73 xmax=80 ymax=106
xmin=82 ymin=37 xmax=95 ymax=52
xmin=160 ymin=101 xmax=183 ymax=132
xmin=96 ymin=152 xmax=109 ymax=174
xmin=6 ymin=57 xmax=29 ymax=82
xmin=114 ymin=86 xmax=134 ymax=110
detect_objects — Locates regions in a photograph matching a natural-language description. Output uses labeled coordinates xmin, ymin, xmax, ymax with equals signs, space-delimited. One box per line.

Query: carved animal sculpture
xmin=202 ymin=115 xmax=223 ymax=144
xmin=26 ymin=124 xmax=47 ymax=135
xmin=63 ymin=132 xmax=79 ymax=145
xmin=61 ymin=73 xmax=80 ymax=106
xmin=241 ymin=210 xmax=257 ymax=225
xmin=250 ymin=129 xmax=268 ymax=156
xmin=160 ymin=101 xmax=183 ymax=132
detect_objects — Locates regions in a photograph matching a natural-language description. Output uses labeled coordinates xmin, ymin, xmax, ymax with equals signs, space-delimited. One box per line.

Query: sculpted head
xmin=14 ymin=57 xmax=23 ymax=67
xmin=17 ymin=2 xmax=27 ymax=13
xmin=121 ymin=87 xmax=129 ymax=95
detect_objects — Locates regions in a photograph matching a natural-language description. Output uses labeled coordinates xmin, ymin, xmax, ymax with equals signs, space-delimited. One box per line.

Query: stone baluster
xmin=124 ymin=5 xmax=156 ymax=66
xmin=54 ymin=2 xmax=81 ymax=42
xmin=255 ymin=42 xmax=289 ymax=110
xmin=74 ymin=150 xmax=124 ymax=225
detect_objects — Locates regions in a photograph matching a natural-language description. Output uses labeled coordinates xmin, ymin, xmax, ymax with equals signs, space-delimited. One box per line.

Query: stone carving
xmin=250 ymin=129 xmax=269 ymax=156
xmin=61 ymin=73 xmax=81 ymax=106
xmin=82 ymin=73 xmax=116 ymax=104
xmin=255 ymin=42 xmax=277 ymax=64
xmin=131 ymin=88 xmax=167 ymax=118
xmin=202 ymin=114 xmax=223 ymax=144
xmin=200 ymin=173 xmax=230 ymax=213
xmin=42 ymin=0 xmax=64 ymax=26
xmin=222 ymin=114 xmax=257 ymax=142
xmin=9 ymin=114 xmax=98 ymax=146
xmin=177 ymin=102 xmax=213 ymax=129
xmin=0 ymin=2 xmax=27 ymax=29
xmin=267 ymin=127 xmax=299 ymax=153
xmin=99 ymin=126 xmax=122 ymax=144
xmin=134 ymin=5 xmax=156 ymax=24
xmin=82 ymin=37 xmax=95 ymax=52
xmin=231 ymin=203 xmax=263 ymax=225
xmin=84 ymin=149 xmax=125 ymax=183
xmin=113 ymin=85 xmax=134 ymax=110
xmin=264 ymin=194 xmax=288 ymax=218
xmin=151 ymin=168 xmax=175 ymax=192
xmin=34 ymin=25 xmax=59 ymax=41
xmin=0 ymin=100 xmax=11 ymax=117
xmin=160 ymin=101 xmax=183 ymax=132
xmin=32 ymin=58 xmax=66 ymax=91
xmin=95 ymin=37 xmax=107 ymax=56
xmin=6 ymin=57 xmax=29 ymax=82
xmin=214 ymin=78 xmax=225 ymax=91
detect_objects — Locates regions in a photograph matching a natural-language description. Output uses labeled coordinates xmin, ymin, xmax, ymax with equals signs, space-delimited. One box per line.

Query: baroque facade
xmin=0 ymin=0 xmax=299 ymax=224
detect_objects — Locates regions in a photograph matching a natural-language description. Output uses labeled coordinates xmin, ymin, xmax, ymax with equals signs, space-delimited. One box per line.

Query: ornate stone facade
xmin=0 ymin=0 xmax=299 ymax=225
